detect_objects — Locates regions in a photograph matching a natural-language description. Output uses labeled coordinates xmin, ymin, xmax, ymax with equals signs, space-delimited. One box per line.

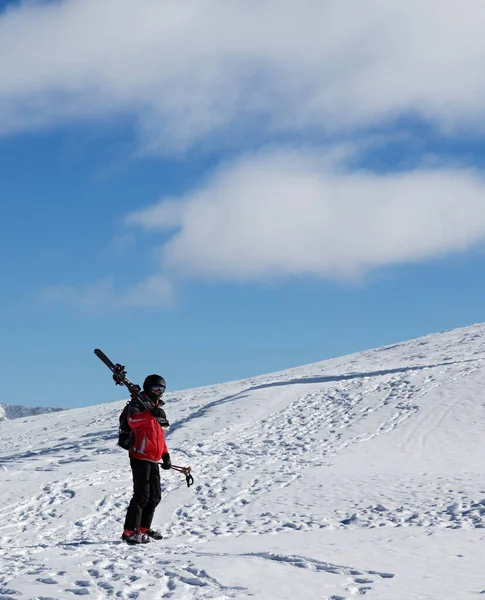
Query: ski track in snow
xmin=1 ymin=325 xmax=485 ymax=598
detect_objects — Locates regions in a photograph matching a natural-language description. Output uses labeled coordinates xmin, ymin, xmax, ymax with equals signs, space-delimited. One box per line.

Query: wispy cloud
xmin=42 ymin=275 xmax=173 ymax=313
xmin=126 ymin=148 xmax=485 ymax=281
xmin=1 ymin=0 xmax=485 ymax=151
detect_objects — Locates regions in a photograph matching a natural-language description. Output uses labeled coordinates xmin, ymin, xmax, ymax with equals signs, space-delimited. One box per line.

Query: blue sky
xmin=1 ymin=0 xmax=485 ymax=408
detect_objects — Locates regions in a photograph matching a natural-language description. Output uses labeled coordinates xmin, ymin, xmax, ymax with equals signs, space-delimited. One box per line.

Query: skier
xmin=121 ymin=374 xmax=172 ymax=545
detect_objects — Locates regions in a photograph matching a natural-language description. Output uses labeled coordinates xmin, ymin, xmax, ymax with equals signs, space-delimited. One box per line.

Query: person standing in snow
xmin=122 ymin=374 xmax=172 ymax=545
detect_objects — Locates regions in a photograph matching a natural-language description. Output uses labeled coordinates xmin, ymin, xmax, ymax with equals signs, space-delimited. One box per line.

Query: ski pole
xmin=171 ymin=464 xmax=194 ymax=487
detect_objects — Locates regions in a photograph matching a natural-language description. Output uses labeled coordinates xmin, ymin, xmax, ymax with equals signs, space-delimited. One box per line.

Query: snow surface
xmin=1 ymin=324 xmax=485 ymax=599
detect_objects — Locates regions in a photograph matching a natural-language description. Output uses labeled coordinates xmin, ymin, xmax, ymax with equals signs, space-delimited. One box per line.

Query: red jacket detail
xmin=128 ymin=410 xmax=168 ymax=462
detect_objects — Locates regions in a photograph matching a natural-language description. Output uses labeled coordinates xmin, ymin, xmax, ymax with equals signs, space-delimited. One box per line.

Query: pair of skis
xmin=94 ymin=349 xmax=194 ymax=487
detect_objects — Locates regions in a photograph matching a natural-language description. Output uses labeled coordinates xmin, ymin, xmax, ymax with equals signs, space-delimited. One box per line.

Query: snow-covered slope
xmin=0 ymin=403 xmax=63 ymax=421
xmin=1 ymin=324 xmax=485 ymax=600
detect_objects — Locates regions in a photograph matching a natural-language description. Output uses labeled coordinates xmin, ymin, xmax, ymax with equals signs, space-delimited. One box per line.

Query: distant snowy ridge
xmin=0 ymin=403 xmax=64 ymax=421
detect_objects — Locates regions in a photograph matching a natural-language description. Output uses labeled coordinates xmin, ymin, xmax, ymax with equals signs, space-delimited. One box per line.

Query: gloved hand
xmin=161 ymin=453 xmax=172 ymax=470
xmin=151 ymin=406 xmax=170 ymax=428
xmin=157 ymin=416 xmax=170 ymax=428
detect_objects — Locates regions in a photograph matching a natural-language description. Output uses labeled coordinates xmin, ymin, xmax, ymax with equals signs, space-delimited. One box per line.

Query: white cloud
xmin=8 ymin=1 xmax=485 ymax=303
xmin=42 ymin=275 xmax=173 ymax=312
xmin=125 ymin=148 xmax=485 ymax=281
xmin=1 ymin=0 xmax=485 ymax=150
xmin=117 ymin=274 xmax=174 ymax=308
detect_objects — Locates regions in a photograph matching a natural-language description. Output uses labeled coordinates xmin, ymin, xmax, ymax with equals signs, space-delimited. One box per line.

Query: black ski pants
xmin=124 ymin=457 xmax=161 ymax=532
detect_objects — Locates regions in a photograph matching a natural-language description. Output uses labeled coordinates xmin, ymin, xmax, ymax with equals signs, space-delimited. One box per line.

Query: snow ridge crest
xmin=0 ymin=403 xmax=64 ymax=421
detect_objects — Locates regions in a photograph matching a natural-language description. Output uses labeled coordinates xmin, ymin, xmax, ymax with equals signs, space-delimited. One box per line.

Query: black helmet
xmin=143 ymin=374 xmax=166 ymax=393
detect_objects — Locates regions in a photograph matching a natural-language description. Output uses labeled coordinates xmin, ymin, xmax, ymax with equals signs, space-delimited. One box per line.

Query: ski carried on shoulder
xmin=94 ymin=348 xmax=152 ymax=412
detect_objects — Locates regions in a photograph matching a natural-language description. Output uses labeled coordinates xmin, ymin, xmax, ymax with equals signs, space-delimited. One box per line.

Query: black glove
xmin=161 ymin=453 xmax=172 ymax=470
xmin=157 ymin=416 xmax=170 ymax=428
xmin=150 ymin=406 xmax=163 ymax=417
xmin=151 ymin=406 xmax=170 ymax=428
